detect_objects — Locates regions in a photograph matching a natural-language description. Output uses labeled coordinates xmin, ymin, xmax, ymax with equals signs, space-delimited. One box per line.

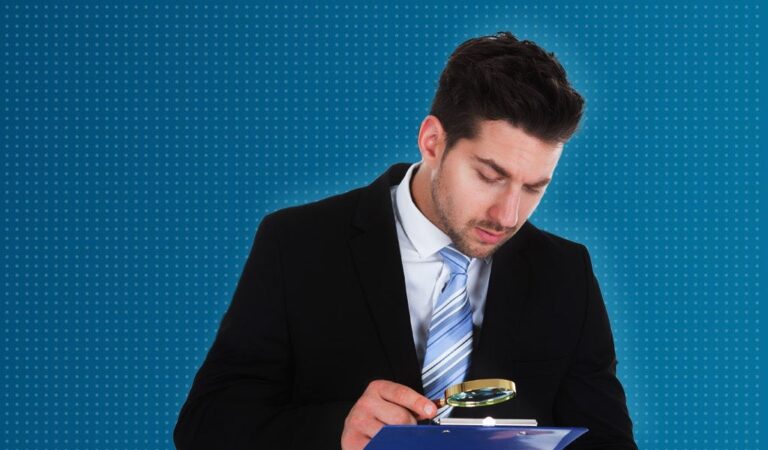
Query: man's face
xmin=425 ymin=119 xmax=563 ymax=259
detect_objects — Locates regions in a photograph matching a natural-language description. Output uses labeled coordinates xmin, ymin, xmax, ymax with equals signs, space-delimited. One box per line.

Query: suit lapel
xmin=466 ymin=223 xmax=533 ymax=380
xmin=350 ymin=164 xmax=423 ymax=393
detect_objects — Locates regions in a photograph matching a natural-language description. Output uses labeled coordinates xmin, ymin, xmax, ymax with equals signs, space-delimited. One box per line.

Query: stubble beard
xmin=430 ymin=170 xmax=514 ymax=260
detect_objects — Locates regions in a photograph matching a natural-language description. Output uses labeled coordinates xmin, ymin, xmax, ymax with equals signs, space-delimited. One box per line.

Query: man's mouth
xmin=474 ymin=226 xmax=505 ymax=245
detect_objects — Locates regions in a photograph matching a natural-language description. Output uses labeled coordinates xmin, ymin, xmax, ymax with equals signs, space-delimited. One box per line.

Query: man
xmin=174 ymin=32 xmax=637 ymax=449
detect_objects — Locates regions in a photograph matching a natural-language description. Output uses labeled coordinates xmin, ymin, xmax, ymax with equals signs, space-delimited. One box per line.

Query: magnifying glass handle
xmin=432 ymin=398 xmax=447 ymax=408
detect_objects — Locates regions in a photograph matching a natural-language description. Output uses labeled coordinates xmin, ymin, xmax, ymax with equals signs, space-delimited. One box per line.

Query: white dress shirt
xmin=390 ymin=162 xmax=493 ymax=368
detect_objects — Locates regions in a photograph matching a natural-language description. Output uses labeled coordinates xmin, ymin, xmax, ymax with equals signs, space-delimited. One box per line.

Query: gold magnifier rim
xmin=433 ymin=378 xmax=517 ymax=408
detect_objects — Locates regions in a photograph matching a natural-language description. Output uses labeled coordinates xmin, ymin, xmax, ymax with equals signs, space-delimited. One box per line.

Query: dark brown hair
xmin=430 ymin=31 xmax=584 ymax=150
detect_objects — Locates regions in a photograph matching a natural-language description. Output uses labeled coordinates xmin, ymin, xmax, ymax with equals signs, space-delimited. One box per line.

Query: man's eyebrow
xmin=473 ymin=156 xmax=551 ymax=187
xmin=473 ymin=156 xmax=511 ymax=178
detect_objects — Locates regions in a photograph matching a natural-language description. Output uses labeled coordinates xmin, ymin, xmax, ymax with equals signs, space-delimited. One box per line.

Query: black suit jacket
xmin=174 ymin=163 xmax=637 ymax=449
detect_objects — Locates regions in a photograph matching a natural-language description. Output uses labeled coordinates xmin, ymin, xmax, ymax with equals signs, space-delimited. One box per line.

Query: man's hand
xmin=341 ymin=380 xmax=437 ymax=450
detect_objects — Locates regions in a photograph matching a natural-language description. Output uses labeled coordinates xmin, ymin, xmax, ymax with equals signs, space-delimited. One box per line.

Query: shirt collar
xmin=395 ymin=162 xmax=491 ymax=264
xmin=395 ymin=162 xmax=450 ymax=259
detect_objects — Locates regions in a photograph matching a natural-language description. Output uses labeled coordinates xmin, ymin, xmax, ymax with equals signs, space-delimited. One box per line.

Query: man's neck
xmin=409 ymin=163 xmax=440 ymax=230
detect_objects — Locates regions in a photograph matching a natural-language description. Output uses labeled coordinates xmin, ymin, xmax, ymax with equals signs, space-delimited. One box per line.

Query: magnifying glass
xmin=432 ymin=378 xmax=516 ymax=408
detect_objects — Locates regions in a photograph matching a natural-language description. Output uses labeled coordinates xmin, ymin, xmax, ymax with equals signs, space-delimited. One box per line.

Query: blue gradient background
xmin=2 ymin=2 xmax=763 ymax=449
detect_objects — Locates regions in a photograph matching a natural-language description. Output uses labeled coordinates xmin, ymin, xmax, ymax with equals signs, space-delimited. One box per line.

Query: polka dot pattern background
xmin=1 ymin=3 xmax=762 ymax=449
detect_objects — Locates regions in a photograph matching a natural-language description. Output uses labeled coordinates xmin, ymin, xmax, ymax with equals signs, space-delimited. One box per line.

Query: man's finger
xmin=374 ymin=380 xmax=436 ymax=419
xmin=368 ymin=397 xmax=419 ymax=425
xmin=347 ymin=411 xmax=386 ymax=440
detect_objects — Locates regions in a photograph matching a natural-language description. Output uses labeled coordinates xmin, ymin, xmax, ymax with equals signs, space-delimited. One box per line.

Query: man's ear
xmin=417 ymin=115 xmax=446 ymax=166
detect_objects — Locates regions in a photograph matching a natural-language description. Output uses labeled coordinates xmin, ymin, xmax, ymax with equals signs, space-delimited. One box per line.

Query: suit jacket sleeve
xmin=173 ymin=213 xmax=353 ymax=450
xmin=553 ymin=245 xmax=638 ymax=449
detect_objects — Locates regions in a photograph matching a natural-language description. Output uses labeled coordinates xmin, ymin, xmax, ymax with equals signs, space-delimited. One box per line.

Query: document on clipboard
xmin=435 ymin=417 xmax=538 ymax=427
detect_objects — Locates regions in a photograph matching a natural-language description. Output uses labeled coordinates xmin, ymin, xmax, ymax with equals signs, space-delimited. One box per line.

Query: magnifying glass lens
xmin=442 ymin=379 xmax=516 ymax=408
xmin=449 ymin=387 xmax=511 ymax=405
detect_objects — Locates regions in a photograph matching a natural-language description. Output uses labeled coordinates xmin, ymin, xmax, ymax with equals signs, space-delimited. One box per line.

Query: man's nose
xmin=490 ymin=187 xmax=521 ymax=229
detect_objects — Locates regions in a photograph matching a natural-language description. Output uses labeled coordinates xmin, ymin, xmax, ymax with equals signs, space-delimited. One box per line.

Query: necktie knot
xmin=439 ymin=245 xmax=471 ymax=275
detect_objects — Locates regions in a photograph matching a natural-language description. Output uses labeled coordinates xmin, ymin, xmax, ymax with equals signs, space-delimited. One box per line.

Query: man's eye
xmin=524 ymin=186 xmax=543 ymax=194
xmin=477 ymin=171 xmax=501 ymax=184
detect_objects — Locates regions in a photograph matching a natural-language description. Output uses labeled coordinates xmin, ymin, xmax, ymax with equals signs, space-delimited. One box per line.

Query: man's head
xmin=411 ymin=32 xmax=584 ymax=259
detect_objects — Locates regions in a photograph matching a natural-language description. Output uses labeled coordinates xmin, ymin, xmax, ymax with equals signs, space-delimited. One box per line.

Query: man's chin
xmin=458 ymin=239 xmax=502 ymax=260
xmin=446 ymin=224 xmax=514 ymax=259
xmin=462 ymin=231 xmax=518 ymax=259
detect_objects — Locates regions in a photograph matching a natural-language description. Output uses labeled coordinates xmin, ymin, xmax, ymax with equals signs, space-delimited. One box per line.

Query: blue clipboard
xmin=365 ymin=425 xmax=588 ymax=450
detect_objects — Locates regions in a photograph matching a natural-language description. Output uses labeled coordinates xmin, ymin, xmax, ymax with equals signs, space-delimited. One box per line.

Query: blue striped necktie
xmin=422 ymin=244 xmax=473 ymax=419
